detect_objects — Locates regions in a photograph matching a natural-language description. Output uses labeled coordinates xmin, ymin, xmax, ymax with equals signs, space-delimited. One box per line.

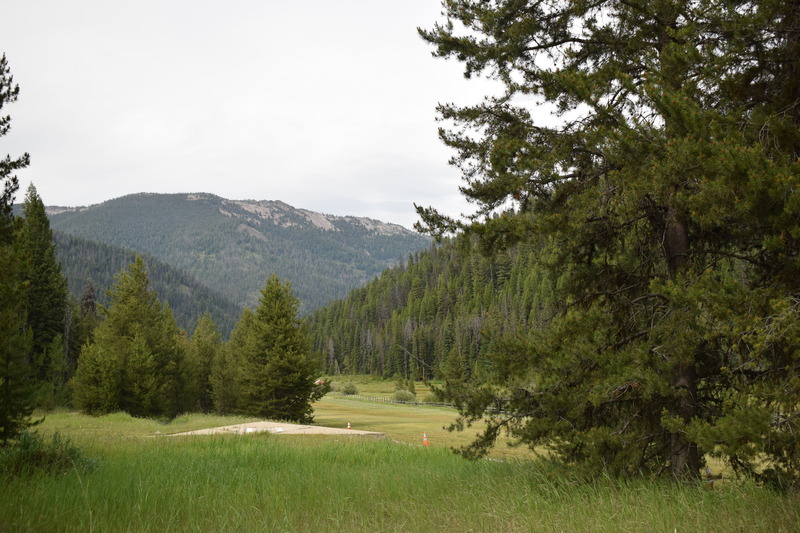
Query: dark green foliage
xmin=209 ymin=309 xmax=252 ymax=414
xmin=185 ymin=312 xmax=222 ymax=413
xmin=414 ymin=0 xmax=800 ymax=483
xmin=19 ymin=184 xmax=68 ymax=383
xmin=48 ymin=193 xmax=431 ymax=314
xmin=210 ymin=279 xmax=329 ymax=420
xmin=33 ymin=334 xmax=70 ymax=410
xmin=234 ymin=275 xmax=324 ymax=422
xmin=53 ymin=231 xmax=240 ymax=337
xmin=0 ymin=54 xmax=29 ymax=233
xmin=66 ymin=282 xmax=100 ymax=372
xmin=0 ymin=53 xmax=34 ymax=444
xmin=71 ymin=255 xmax=187 ymax=418
xmin=307 ymin=236 xmax=553 ymax=380
xmin=0 ymin=234 xmax=34 ymax=444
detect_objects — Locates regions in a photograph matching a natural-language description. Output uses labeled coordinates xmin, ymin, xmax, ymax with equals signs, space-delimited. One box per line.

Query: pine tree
xmin=72 ymin=254 xmax=185 ymax=418
xmin=0 ymin=54 xmax=29 ymax=230
xmin=210 ymin=308 xmax=253 ymax=414
xmin=236 ymin=274 xmax=322 ymax=422
xmin=0 ymin=53 xmax=34 ymax=444
xmin=0 ymin=235 xmax=34 ymax=442
xmin=20 ymin=184 xmax=68 ymax=383
xmin=186 ymin=312 xmax=222 ymax=412
xmin=69 ymin=282 xmax=99 ymax=370
xmin=70 ymin=342 xmax=121 ymax=416
xmin=417 ymin=0 xmax=800 ymax=483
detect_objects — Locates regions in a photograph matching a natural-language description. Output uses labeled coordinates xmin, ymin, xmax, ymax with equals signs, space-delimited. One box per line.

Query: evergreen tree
xmin=186 ymin=312 xmax=222 ymax=412
xmin=236 ymin=274 xmax=322 ymax=422
xmin=0 ymin=234 xmax=34 ymax=442
xmin=72 ymin=254 xmax=185 ymax=418
xmin=20 ymin=184 xmax=68 ymax=383
xmin=210 ymin=308 xmax=253 ymax=414
xmin=69 ymin=282 xmax=99 ymax=370
xmin=307 ymin=234 xmax=550 ymax=380
xmin=417 ymin=0 xmax=800 ymax=483
xmin=70 ymin=342 xmax=120 ymax=416
xmin=0 ymin=54 xmax=29 ymax=229
xmin=0 ymin=53 xmax=34 ymax=444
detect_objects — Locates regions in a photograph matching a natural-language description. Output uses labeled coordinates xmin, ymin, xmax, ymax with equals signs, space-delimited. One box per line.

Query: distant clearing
xmin=312 ymin=395 xmax=537 ymax=460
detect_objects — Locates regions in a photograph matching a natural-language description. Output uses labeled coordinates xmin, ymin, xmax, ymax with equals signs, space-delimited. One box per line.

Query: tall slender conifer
xmin=0 ymin=53 xmax=34 ymax=443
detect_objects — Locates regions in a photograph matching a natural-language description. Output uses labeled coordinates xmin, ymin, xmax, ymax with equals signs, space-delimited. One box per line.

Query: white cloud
xmin=3 ymin=0 xmax=500 ymax=228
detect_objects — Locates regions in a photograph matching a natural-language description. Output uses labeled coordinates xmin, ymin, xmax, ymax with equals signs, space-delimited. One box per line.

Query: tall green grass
xmin=2 ymin=413 xmax=799 ymax=532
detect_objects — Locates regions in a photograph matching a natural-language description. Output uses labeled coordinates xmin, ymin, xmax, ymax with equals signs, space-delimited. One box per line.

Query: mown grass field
xmin=329 ymin=375 xmax=439 ymax=400
xmin=312 ymin=395 xmax=536 ymax=461
xmin=1 ymin=380 xmax=799 ymax=532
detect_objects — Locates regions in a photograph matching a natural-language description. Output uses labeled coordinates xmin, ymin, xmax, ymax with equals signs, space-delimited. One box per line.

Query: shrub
xmin=422 ymin=392 xmax=440 ymax=404
xmin=341 ymin=382 xmax=358 ymax=396
xmin=392 ymin=390 xmax=416 ymax=403
xmin=0 ymin=432 xmax=97 ymax=477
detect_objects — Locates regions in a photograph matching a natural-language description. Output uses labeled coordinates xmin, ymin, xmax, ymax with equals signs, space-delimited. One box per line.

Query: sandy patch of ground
xmin=170 ymin=421 xmax=384 ymax=438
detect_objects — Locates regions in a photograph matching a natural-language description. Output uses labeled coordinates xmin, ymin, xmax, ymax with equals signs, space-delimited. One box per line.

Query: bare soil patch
xmin=169 ymin=420 xmax=384 ymax=438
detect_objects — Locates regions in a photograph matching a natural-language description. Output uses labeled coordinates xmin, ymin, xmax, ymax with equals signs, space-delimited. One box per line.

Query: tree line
xmin=72 ymin=260 xmax=325 ymax=422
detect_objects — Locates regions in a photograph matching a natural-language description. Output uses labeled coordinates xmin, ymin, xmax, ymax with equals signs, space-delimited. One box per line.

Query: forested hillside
xmin=49 ymin=193 xmax=431 ymax=313
xmin=54 ymin=231 xmax=241 ymax=336
xmin=307 ymin=235 xmax=555 ymax=380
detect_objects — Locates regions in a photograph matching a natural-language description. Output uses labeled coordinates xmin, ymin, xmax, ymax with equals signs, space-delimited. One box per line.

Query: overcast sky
xmin=3 ymin=1 xmax=499 ymax=229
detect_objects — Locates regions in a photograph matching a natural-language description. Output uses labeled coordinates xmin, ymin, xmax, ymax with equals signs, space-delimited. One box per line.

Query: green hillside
xmin=49 ymin=193 xmax=431 ymax=314
xmin=54 ymin=231 xmax=241 ymax=336
xmin=307 ymin=235 xmax=555 ymax=380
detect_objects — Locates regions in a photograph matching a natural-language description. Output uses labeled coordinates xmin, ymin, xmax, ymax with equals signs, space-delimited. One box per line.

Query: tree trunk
xmin=663 ymin=202 xmax=701 ymax=479
xmin=663 ymin=205 xmax=689 ymax=274
xmin=670 ymin=362 xmax=700 ymax=479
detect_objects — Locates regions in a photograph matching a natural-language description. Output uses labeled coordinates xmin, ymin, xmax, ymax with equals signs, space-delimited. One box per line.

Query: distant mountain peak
xmin=51 ymin=192 xmax=419 ymax=236
xmin=47 ymin=192 xmax=431 ymax=314
xmin=185 ymin=194 xmax=416 ymax=236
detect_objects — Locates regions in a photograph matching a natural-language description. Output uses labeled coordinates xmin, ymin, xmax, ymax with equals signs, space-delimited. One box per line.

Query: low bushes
xmin=392 ymin=390 xmax=416 ymax=403
xmin=0 ymin=432 xmax=97 ymax=477
xmin=340 ymin=382 xmax=359 ymax=395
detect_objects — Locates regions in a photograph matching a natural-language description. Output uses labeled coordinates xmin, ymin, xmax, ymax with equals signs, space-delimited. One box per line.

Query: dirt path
xmin=170 ymin=420 xmax=384 ymax=438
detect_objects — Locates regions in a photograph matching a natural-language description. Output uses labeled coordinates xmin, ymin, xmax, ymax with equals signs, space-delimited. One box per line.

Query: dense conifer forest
xmin=307 ymin=234 xmax=555 ymax=380
xmin=53 ymin=231 xmax=241 ymax=336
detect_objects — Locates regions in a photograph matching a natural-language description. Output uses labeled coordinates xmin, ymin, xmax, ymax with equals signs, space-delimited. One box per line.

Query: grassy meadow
xmin=312 ymin=395 xmax=538 ymax=461
xmin=2 ymin=379 xmax=799 ymax=532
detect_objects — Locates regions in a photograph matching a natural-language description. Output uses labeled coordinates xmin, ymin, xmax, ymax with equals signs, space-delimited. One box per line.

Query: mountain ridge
xmin=47 ymin=192 xmax=416 ymax=235
xmin=47 ymin=192 xmax=431 ymax=315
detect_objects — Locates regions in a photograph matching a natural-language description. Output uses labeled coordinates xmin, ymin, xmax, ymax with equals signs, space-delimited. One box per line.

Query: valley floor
xmin=1 ymin=390 xmax=798 ymax=532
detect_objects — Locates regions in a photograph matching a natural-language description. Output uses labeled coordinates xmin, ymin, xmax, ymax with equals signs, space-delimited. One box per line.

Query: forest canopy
xmin=413 ymin=0 xmax=800 ymax=485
